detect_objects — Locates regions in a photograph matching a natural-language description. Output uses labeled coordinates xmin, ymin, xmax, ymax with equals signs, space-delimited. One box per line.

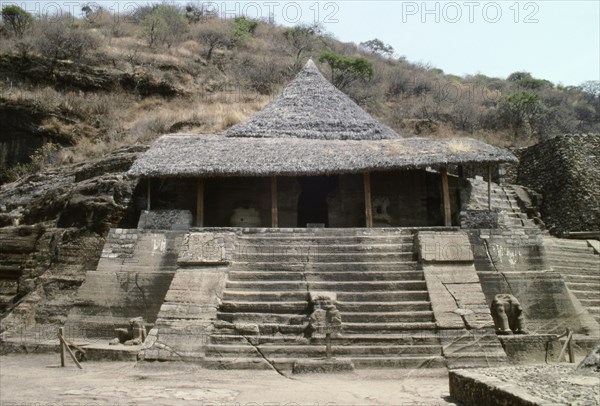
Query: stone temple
xmin=61 ymin=60 xmax=599 ymax=371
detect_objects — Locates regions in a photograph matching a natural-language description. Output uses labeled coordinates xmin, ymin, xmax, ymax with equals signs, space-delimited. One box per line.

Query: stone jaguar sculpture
xmin=491 ymin=294 xmax=528 ymax=335
xmin=110 ymin=317 xmax=147 ymax=345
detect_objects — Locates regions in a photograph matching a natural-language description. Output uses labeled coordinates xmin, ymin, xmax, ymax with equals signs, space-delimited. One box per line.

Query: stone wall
xmin=517 ymin=134 xmax=600 ymax=234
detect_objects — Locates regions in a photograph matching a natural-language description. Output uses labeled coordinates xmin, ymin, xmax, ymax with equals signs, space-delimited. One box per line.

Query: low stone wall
xmin=517 ymin=134 xmax=600 ymax=235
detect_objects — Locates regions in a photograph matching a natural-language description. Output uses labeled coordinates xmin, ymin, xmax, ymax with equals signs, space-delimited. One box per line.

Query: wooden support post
xmin=440 ymin=167 xmax=452 ymax=227
xmin=146 ymin=178 xmax=151 ymax=211
xmin=196 ymin=178 xmax=204 ymax=227
xmin=363 ymin=172 xmax=373 ymax=228
xmin=488 ymin=164 xmax=492 ymax=210
xmin=59 ymin=327 xmax=65 ymax=367
xmin=271 ymin=176 xmax=278 ymax=228
xmin=567 ymin=328 xmax=575 ymax=363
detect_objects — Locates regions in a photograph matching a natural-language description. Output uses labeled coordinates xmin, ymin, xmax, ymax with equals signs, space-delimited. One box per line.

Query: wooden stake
xmin=271 ymin=176 xmax=278 ymax=228
xmin=558 ymin=329 xmax=573 ymax=363
xmin=488 ymin=164 xmax=492 ymax=210
xmin=59 ymin=327 xmax=65 ymax=367
xmin=59 ymin=334 xmax=83 ymax=369
xmin=567 ymin=329 xmax=575 ymax=363
xmin=441 ymin=167 xmax=452 ymax=227
xmin=146 ymin=178 xmax=151 ymax=211
xmin=196 ymin=178 xmax=204 ymax=227
xmin=363 ymin=172 xmax=373 ymax=228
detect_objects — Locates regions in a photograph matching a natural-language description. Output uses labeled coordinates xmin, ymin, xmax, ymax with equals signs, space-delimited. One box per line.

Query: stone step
xmin=234 ymin=252 xmax=415 ymax=262
xmin=579 ymin=299 xmax=600 ymax=307
xmin=552 ymin=266 xmax=600 ymax=276
xmin=209 ymin=334 xmax=309 ymax=345
xmin=209 ymin=332 xmax=445 ymax=346
xmin=544 ymin=246 xmax=596 ymax=255
xmin=220 ymin=301 xmax=309 ymax=314
xmin=204 ymin=344 xmax=443 ymax=358
xmin=544 ymin=238 xmax=593 ymax=249
xmin=351 ymin=356 xmax=446 ymax=369
xmin=224 ymin=280 xmax=427 ymax=292
xmin=231 ymin=262 xmax=420 ymax=272
xmin=213 ymin=321 xmax=307 ymax=335
xmin=235 ymin=243 xmax=414 ymax=253
xmin=227 ymin=270 xmax=425 ymax=282
xmin=565 ymin=282 xmax=600 ymax=291
xmin=238 ymin=228 xmax=415 ymax=237
xmin=217 ymin=312 xmax=307 ymax=324
xmin=558 ymin=272 xmax=600 ymax=281
xmin=222 ymin=291 xmax=309 ymax=301
xmin=569 ymin=290 xmax=599 ymax=300
xmin=342 ymin=322 xmax=437 ymax=333
xmin=337 ymin=291 xmax=430 ymax=302
xmin=336 ymin=301 xmax=431 ymax=312
xmin=201 ymin=357 xmax=278 ymax=370
xmin=546 ymin=256 xmax=599 ymax=267
xmin=339 ymin=311 xmax=434 ymax=323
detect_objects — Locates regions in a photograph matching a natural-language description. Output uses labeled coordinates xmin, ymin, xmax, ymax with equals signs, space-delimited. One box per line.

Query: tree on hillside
xmin=507 ymin=71 xmax=552 ymax=90
xmin=360 ymin=38 xmax=394 ymax=58
xmin=500 ymin=91 xmax=542 ymax=139
xmin=232 ymin=16 xmax=258 ymax=42
xmin=194 ymin=20 xmax=232 ymax=61
xmin=318 ymin=51 xmax=373 ymax=90
xmin=141 ymin=4 xmax=187 ymax=48
xmin=283 ymin=23 xmax=323 ymax=67
xmin=35 ymin=17 xmax=98 ymax=70
xmin=1 ymin=5 xmax=33 ymax=37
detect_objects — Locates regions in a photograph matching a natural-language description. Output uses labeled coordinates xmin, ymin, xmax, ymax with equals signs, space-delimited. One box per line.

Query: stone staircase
xmin=203 ymin=228 xmax=446 ymax=370
xmin=467 ymin=178 xmax=538 ymax=229
xmin=543 ymin=237 xmax=600 ymax=324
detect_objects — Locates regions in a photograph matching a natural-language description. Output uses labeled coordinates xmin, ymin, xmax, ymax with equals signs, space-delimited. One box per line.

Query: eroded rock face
xmin=0 ymin=145 xmax=147 ymax=331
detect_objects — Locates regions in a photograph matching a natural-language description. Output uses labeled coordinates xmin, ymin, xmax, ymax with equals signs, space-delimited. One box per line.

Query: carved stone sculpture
xmin=308 ymin=293 xmax=342 ymax=337
xmin=109 ymin=317 xmax=147 ymax=345
xmin=491 ymin=294 xmax=528 ymax=335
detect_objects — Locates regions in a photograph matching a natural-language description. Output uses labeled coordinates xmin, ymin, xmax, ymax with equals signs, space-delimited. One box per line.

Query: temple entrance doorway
xmin=297 ymin=176 xmax=339 ymax=227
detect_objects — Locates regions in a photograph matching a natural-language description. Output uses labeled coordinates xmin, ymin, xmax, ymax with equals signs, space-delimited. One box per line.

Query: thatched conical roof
xmin=224 ymin=59 xmax=400 ymax=140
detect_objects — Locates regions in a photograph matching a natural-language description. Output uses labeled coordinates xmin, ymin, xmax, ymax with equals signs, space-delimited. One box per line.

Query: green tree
xmin=318 ymin=51 xmax=373 ymax=90
xmin=360 ymin=38 xmax=394 ymax=57
xmin=507 ymin=71 xmax=551 ymax=90
xmin=283 ymin=23 xmax=322 ymax=67
xmin=232 ymin=16 xmax=258 ymax=41
xmin=501 ymin=91 xmax=542 ymax=139
xmin=141 ymin=5 xmax=187 ymax=48
xmin=1 ymin=5 xmax=33 ymax=37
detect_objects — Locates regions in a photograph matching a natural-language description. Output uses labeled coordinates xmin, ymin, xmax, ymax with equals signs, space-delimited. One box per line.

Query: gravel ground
xmin=0 ymin=354 xmax=457 ymax=406
xmin=477 ymin=365 xmax=600 ymax=405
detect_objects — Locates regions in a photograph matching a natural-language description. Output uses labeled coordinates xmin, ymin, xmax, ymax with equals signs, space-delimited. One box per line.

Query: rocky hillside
xmin=0 ymin=146 xmax=145 ymax=332
xmin=1 ymin=5 xmax=599 ymax=184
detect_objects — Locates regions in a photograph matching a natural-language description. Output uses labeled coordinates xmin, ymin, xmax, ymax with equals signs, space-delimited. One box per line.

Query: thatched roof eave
xmin=128 ymin=134 xmax=518 ymax=178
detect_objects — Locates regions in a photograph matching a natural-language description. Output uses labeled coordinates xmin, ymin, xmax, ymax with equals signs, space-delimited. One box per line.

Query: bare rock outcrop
xmin=0 ymin=145 xmax=147 ymax=332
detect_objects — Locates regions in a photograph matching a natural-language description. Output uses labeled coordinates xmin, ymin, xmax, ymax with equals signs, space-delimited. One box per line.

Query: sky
xmin=3 ymin=0 xmax=599 ymax=86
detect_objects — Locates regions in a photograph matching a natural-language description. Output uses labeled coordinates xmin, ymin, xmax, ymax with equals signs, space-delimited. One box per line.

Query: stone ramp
xmin=544 ymin=237 xmax=600 ymax=324
xmin=64 ymin=229 xmax=184 ymax=338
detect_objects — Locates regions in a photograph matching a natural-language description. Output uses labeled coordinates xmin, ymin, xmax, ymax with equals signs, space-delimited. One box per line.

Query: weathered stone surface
xmin=416 ymin=231 xmax=506 ymax=367
xmin=140 ymin=265 xmax=228 ymax=361
xmin=177 ymin=232 xmax=236 ymax=265
xmin=417 ymin=231 xmax=474 ymax=263
xmin=292 ymin=358 xmax=354 ymax=373
xmin=64 ymin=230 xmax=184 ymax=338
xmin=498 ymin=335 xmax=560 ymax=363
xmin=516 ymin=134 xmax=600 ymax=235
xmin=137 ymin=210 xmax=192 ymax=231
